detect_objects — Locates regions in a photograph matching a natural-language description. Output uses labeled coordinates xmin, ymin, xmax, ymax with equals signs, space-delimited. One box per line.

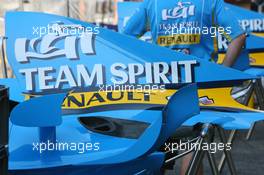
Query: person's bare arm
xmin=222 ymin=34 xmax=246 ymax=67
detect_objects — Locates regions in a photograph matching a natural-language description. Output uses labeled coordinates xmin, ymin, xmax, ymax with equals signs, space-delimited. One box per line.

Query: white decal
xmin=162 ymin=2 xmax=195 ymax=20
xmin=15 ymin=32 xmax=95 ymax=63
xmin=19 ymin=61 xmax=198 ymax=91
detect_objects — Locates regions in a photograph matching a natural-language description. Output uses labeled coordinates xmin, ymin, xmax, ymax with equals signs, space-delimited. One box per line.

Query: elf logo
xmin=15 ymin=23 xmax=96 ymax=63
xmin=162 ymin=2 xmax=195 ymax=20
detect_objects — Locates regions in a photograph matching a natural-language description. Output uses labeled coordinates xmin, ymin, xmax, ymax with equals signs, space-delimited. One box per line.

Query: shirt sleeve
xmin=122 ymin=1 xmax=148 ymax=37
xmin=214 ymin=0 xmax=246 ymax=42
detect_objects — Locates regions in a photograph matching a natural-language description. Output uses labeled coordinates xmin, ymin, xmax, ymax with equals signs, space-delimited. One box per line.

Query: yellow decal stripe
xmin=23 ymin=88 xmax=258 ymax=113
xmin=252 ymin=32 xmax=264 ymax=38
xmin=61 ymin=88 xmax=257 ymax=112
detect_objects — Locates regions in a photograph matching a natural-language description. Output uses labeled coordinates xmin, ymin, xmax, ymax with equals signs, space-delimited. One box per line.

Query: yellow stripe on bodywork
xmin=198 ymin=87 xmax=256 ymax=111
xmin=252 ymin=32 xmax=264 ymax=38
xmin=54 ymin=88 xmax=259 ymax=112
xmin=249 ymin=52 xmax=264 ymax=66
xmin=23 ymin=87 xmax=258 ymax=113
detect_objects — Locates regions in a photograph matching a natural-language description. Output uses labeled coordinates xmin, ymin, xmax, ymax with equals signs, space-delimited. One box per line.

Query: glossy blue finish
xmin=146 ymin=84 xmax=200 ymax=154
xmin=156 ymin=84 xmax=200 ymax=149
xmin=247 ymin=35 xmax=264 ymax=51
xmin=244 ymin=68 xmax=264 ymax=77
xmin=7 ymin=89 xmax=264 ymax=173
xmin=39 ymin=127 xmax=57 ymax=144
xmin=184 ymin=110 xmax=264 ymax=130
xmin=10 ymin=93 xmax=66 ymax=127
xmin=9 ymin=84 xmax=199 ymax=173
xmin=9 ymin=152 xmax=164 ymax=175
xmin=9 ymin=110 xmax=160 ymax=170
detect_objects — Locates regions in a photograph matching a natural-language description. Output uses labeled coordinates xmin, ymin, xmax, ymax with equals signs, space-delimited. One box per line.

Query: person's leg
xmin=161 ymin=125 xmax=203 ymax=174
xmin=180 ymin=153 xmax=203 ymax=175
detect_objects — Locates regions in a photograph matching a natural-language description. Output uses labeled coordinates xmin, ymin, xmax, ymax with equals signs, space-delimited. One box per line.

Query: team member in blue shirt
xmin=123 ymin=0 xmax=246 ymax=67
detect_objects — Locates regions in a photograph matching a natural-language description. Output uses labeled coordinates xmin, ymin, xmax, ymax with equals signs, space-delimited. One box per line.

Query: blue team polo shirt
xmin=122 ymin=0 xmax=245 ymax=61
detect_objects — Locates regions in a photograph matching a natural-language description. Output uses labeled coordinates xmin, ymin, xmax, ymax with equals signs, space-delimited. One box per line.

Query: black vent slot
xmin=79 ymin=116 xmax=150 ymax=139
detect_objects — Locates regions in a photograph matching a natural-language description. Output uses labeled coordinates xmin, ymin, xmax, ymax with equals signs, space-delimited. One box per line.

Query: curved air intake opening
xmin=79 ymin=116 xmax=150 ymax=139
